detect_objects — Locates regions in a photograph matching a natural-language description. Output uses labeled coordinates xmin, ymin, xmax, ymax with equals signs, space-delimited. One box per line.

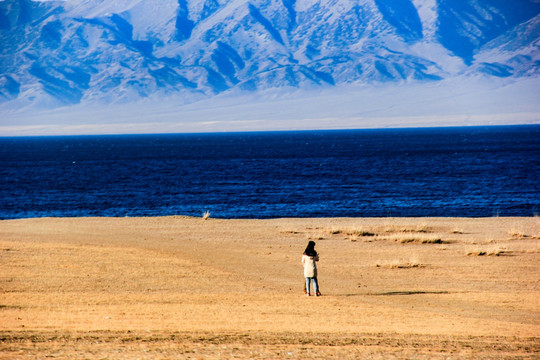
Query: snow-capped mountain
xmin=0 ymin=0 xmax=539 ymax=134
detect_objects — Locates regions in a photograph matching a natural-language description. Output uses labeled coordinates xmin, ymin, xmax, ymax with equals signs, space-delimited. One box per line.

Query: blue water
xmin=1 ymin=126 xmax=539 ymax=219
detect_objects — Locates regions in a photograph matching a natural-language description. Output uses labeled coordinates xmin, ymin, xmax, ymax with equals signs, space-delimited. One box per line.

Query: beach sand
xmin=1 ymin=216 xmax=539 ymax=359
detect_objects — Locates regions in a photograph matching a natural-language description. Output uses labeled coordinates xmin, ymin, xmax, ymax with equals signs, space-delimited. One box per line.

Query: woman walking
xmin=302 ymin=241 xmax=321 ymax=296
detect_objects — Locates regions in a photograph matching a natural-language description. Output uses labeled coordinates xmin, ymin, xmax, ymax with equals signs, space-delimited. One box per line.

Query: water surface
xmin=1 ymin=125 xmax=538 ymax=219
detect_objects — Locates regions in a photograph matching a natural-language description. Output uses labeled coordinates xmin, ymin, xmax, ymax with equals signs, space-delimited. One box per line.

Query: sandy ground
xmin=0 ymin=216 xmax=539 ymax=359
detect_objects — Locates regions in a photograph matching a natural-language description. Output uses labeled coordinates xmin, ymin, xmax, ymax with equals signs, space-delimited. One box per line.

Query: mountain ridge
xmin=0 ymin=0 xmax=539 ymax=129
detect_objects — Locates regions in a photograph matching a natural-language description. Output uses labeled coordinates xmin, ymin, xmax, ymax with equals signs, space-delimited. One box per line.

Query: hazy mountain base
xmin=1 ymin=77 xmax=539 ymax=136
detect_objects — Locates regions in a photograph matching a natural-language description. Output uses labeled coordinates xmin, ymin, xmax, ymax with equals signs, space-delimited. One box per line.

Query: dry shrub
xmin=508 ymin=222 xmax=535 ymax=238
xmin=325 ymin=226 xmax=376 ymax=238
xmin=467 ymin=245 xmax=507 ymax=256
xmin=382 ymin=224 xmax=432 ymax=234
xmin=400 ymin=238 xmax=444 ymax=244
xmin=202 ymin=211 xmax=211 ymax=220
xmin=509 ymin=230 xmax=528 ymax=238
xmin=282 ymin=230 xmax=301 ymax=234
xmin=308 ymin=233 xmax=326 ymax=240
xmin=378 ymin=233 xmax=444 ymax=244
xmin=376 ymin=257 xmax=423 ymax=269
xmin=349 ymin=230 xmax=376 ymax=237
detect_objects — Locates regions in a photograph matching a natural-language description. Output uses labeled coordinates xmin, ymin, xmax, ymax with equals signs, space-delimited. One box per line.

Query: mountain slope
xmin=0 ymin=0 xmax=539 ymax=116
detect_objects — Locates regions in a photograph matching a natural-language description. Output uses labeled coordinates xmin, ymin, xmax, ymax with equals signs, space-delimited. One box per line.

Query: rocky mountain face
xmin=0 ymin=0 xmax=539 ymax=109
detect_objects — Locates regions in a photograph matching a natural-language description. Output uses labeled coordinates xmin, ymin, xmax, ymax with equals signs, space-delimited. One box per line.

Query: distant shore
xmin=1 ymin=216 xmax=538 ymax=359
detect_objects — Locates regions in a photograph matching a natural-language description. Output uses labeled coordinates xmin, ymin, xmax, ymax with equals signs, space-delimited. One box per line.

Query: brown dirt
xmin=1 ymin=216 xmax=539 ymax=359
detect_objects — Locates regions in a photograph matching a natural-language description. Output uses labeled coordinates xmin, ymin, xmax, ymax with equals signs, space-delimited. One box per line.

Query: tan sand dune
xmin=1 ymin=216 xmax=539 ymax=359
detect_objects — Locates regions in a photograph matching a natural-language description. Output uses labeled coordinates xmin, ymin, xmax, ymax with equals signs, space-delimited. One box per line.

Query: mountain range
xmin=0 ymin=0 xmax=539 ymax=134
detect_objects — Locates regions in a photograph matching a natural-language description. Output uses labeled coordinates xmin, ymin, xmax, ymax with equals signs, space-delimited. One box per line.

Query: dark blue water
xmin=1 ymin=126 xmax=539 ymax=219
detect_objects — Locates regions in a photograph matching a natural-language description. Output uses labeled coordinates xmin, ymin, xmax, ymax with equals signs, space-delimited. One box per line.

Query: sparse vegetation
xmin=507 ymin=222 xmax=534 ymax=238
xmin=376 ymin=233 xmax=445 ymax=244
xmin=468 ymin=250 xmax=487 ymax=256
xmin=322 ymin=226 xmax=376 ymax=239
xmin=307 ymin=233 xmax=325 ymax=240
xmin=509 ymin=230 xmax=528 ymax=238
xmin=282 ymin=230 xmax=302 ymax=234
xmin=0 ymin=217 xmax=537 ymax=359
xmin=422 ymin=238 xmax=444 ymax=244
xmin=202 ymin=210 xmax=211 ymax=220
xmin=317 ymin=224 xmax=457 ymax=245
xmin=467 ymin=246 xmax=508 ymax=256
xmin=349 ymin=230 xmax=376 ymax=237
xmin=399 ymin=237 xmax=444 ymax=244
xmin=376 ymin=257 xmax=423 ymax=269
xmin=382 ymin=224 xmax=432 ymax=234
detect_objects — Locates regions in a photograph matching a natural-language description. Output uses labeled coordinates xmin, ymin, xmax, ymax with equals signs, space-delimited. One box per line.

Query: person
xmin=302 ymin=241 xmax=321 ymax=296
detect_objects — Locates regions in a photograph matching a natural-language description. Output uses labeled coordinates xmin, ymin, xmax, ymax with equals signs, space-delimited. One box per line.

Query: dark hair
xmin=303 ymin=241 xmax=317 ymax=257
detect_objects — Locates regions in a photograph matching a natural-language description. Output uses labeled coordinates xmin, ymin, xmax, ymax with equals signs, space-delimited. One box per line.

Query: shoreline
xmin=2 ymin=214 xmax=538 ymax=220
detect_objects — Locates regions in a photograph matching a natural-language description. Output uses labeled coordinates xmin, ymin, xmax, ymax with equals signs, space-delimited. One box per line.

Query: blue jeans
xmin=305 ymin=277 xmax=319 ymax=295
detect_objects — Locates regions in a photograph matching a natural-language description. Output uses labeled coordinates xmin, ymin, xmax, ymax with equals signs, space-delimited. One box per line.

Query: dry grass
xmin=375 ymin=233 xmax=444 ymax=244
xmin=324 ymin=223 xmax=432 ymax=237
xmin=285 ymin=219 xmax=540 ymax=251
xmin=375 ymin=256 xmax=423 ymax=269
xmin=202 ymin=210 xmax=211 ymax=220
xmin=467 ymin=245 xmax=509 ymax=257
xmin=507 ymin=220 xmax=540 ymax=239
xmin=399 ymin=237 xmax=444 ymax=244
xmin=322 ymin=224 xmax=440 ymax=243
xmin=451 ymin=227 xmax=465 ymax=234
xmin=381 ymin=223 xmax=432 ymax=234
xmin=307 ymin=232 xmax=326 ymax=240
xmin=508 ymin=224 xmax=528 ymax=238
xmin=0 ymin=216 xmax=539 ymax=359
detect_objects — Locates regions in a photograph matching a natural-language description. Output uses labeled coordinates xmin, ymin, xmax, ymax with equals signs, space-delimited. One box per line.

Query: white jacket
xmin=302 ymin=254 xmax=319 ymax=278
